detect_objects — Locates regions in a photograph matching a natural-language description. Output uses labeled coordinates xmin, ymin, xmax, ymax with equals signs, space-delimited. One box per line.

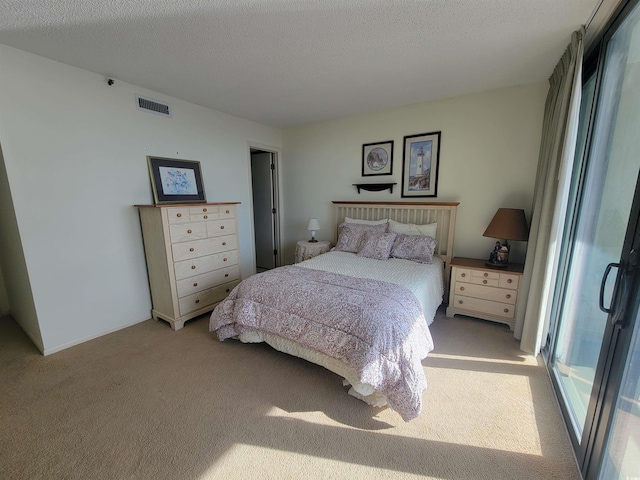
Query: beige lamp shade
xmin=307 ymin=218 xmax=321 ymax=231
xmin=483 ymin=208 xmax=529 ymax=241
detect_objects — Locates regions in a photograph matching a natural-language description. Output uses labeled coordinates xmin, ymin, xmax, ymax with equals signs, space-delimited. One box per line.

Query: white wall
xmin=0 ymin=45 xmax=281 ymax=354
xmin=281 ymin=83 xmax=548 ymax=265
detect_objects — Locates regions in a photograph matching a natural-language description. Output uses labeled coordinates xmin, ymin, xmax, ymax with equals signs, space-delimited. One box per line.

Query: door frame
xmin=247 ymin=142 xmax=283 ymax=273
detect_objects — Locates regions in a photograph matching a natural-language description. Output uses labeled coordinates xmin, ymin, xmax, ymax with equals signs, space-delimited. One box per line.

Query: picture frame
xmin=362 ymin=140 xmax=394 ymax=176
xmin=147 ymin=156 xmax=206 ymax=204
xmin=401 ymin=131 xmax=441 ymax=197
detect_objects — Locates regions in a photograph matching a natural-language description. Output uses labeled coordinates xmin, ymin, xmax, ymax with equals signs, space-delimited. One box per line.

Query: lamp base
xmin=308 ymin=238 xmax=318 ymax=243
xmin=485 ymin=260 xmax=509 ymax=269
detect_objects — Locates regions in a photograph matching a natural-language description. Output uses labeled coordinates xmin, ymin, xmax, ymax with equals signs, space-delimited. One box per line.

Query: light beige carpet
xmin=0 ymin=309 xmax=581 ymax=480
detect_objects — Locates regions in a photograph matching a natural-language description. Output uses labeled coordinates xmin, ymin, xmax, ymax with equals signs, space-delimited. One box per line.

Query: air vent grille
xmin=135 ymin=94 xmax=171 ymax=118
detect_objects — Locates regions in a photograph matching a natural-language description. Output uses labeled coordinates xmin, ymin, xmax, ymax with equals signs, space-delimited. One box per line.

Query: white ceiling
xmin=0 ymin=0 xmax=600 ymax=128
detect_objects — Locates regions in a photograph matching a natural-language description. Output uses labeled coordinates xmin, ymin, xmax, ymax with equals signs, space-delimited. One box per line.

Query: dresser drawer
xmin=172 ymin=234 xmax=238 ymax=262
xmin=167 ymin=207 xmax=191 ymax=224
xmin=455 ymin=268 xmax=473 ymax=282
xmin=454 ymin=282 xmax=517 ymax=305
xmin=219 ymin=205 xmax=236 ymax=218
xmin=169 ymin=223 xmax=208 ymax=243
xmin=178 ymin=280 xmax=240 ymax=316
xmin=499 ymin=273 xmax=519 ymax=289
xmin=206 ymin=218 xmax=237 ymax=237
xmin=176 ymin=265 xmax=241 ymax=298
xmin=174 ymin=250 xmax=239 ymax=280
xmin=452 ymin=295 xmax=515 ymax=319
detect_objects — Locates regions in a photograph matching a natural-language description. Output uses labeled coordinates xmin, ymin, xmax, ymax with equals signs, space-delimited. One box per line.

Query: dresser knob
xmin=204 ymin=215 xmax=208 ymax=219
xmin=507 ymin=279 xmax=513 ymax=284
xmin=190 ymin=248 xmax=194 ymax=252
xmin=223 ymin=257 xmax=228 ymax=262
xmin=504 ymin=308 xmax=509 ymax=313
xmin=220 ymin=226 xmax=225 ymax=230
xmin=461 ymin=273 xmax=466 ymax=278
xmin=225 ymin=273 xmax=229 ymax=277
xmin=191 ymin=265 xmax=196 ymax=270
xmin=226 ymin=210 xmax=230 ymax=214
xmin=484 ymin=272 xmax=488 ymax=277
xmin=458 ymin=300 xmax=463 ymax=305
xmin=203 ymin=208 xmax=208 ymax=212
xmin=506 ymin=294 xmax=511 ymax=299
xmin=187 ymin=229 xmax=192 ymax=234
xmin=460 ymin=286 xmax=465 ymax=291
xmin=195 ymin=299 xmax=200 ymax=304
xmin=222 ymin=242 xmax=227 ymax=246
xmin=193 ymin=282 xmax=198 ymax=287
xmin=483 ymin=280 xmax=487 ymax=284
xmin=177 ymin=213 xmax=182 ymax=218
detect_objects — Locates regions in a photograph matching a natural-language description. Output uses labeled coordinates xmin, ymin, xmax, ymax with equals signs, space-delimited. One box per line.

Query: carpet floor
xmin=0 ymin=308 xmax=581 ymax=479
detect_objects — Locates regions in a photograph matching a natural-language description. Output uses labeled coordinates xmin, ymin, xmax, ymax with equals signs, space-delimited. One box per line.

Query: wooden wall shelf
xmin=352 ymin=183 xmax=397 ymax=194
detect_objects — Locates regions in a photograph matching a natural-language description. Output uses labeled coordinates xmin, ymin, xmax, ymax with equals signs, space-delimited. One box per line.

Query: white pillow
xmin=388 ymin=219 xmax=437 ymax=239
xmin=344 ymin=216 xmax=389 ymax=226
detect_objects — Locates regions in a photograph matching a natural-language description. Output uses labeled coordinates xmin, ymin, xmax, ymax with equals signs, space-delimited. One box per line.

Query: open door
xmin=250 ymin=148 xmax=280 ymax=272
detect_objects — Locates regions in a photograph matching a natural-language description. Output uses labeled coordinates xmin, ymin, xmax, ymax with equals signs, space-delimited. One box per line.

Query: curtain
xmin=515 ymin=28 xmax=585 ymax=355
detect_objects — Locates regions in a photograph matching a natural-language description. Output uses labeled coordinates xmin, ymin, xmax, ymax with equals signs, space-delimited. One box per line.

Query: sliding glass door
xmin=547 ymin=1 xmax=640 ymax=478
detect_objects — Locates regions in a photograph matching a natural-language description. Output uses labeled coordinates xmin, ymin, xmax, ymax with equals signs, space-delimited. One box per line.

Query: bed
xmin=210 ymin=201 xmax=458 ymax=421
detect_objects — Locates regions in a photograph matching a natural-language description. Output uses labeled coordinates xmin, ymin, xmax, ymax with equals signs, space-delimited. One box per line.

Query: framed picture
xmin=147 ymin=156 xmax=206 ymax=204
xmin=362 ymin=140 xmax=394 ymax=176
xmin=401 ymin=131 xmax=441 ymax=197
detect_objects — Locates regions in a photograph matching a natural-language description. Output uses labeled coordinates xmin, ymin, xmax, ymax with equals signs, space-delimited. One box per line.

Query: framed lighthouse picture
xmin=401 ymin=131 xmax=441 ymax=198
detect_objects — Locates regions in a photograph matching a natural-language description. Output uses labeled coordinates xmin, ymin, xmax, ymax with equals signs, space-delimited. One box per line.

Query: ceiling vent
xmin=135 ymin=94 xmax=172 ymax=118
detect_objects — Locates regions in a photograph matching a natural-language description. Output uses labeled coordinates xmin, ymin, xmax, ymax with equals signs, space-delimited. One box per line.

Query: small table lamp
xmin=483 ymin=208 xmax=529 ymax=268
xmin=307 ymin=218 xmax=321 ymax=243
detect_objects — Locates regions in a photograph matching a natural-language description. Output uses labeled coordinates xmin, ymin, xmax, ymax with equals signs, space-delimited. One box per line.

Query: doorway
xmin=249 ymin=146 xmax=281 ymax=273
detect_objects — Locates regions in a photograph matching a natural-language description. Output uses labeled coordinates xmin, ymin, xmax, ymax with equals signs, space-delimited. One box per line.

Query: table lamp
xmin=483 ymin=208 xmax=529 ymax=268
xmin=307 ymin=218 xmax=321 ymax=243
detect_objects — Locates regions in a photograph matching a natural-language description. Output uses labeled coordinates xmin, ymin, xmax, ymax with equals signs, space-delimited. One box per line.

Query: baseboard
xmin=43 ymin=315 xmax=151 ymax=356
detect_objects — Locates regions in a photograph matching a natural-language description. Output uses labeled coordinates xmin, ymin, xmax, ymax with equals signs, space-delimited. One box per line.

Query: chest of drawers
xmin=446 ymin=257 xmax=523 ymax=331
xmin=136 ymin=203 xmax=241 ymax=330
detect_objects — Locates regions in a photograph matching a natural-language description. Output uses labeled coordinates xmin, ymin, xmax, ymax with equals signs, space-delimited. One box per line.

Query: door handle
xmin=599 ymin=263 xmax=619 ymax=314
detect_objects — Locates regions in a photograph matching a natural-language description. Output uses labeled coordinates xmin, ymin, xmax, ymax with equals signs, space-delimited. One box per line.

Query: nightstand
xmin=446 ymin=257 xmax=524 ymax=331
xmin=295 ymin=240 xmax=331 ymax=263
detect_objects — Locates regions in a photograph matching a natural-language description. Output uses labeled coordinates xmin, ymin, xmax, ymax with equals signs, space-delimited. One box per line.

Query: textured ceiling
xmin=0 ymin=0 xmax=600 ymax=127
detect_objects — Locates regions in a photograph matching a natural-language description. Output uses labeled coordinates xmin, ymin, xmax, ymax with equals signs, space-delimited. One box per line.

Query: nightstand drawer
xmin=452 ymin=295 xmax=515 ymax=319
xmin=454 ymin=282 xmax=517 ymax=305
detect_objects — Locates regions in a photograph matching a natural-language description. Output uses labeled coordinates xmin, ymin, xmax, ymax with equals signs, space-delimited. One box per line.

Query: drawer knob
xmin=483 ymin=272 xmax=488 ymax=277
xmin=204 ymin=215 xmax=208 ymax=219
xmin=195 ymin=299 xmax=200 ymax=304
xmin=226 ymin=210 xmax=230 ymax=214
xmin=203 ymin=208 xmax=208 ymax=212
xmin=458 ymin=300 xmax=463 ymax=305
xmin=226 ymin=288 xmax=230 ymax=293
xmin=225 ymin=273 xmax=229 ymax=277
xmin=506 ymin=294 xmax=511 ymax=299
xmin=483 ymin=280 xmax=487 ymax=284
xmin=460 ymin=286 xmax=465 ymax=291
xmin=190 ymin=248 xmax=194 ymax=252
xmin=193 ymin=282 xmax=198 ymax=287
xmin=223 ymin=257 xmax=228 ymax=262
xmin=220 ymin=226 xmax=225 ymax=230
xmin=187 ymin=229 xmax=192 ymax=234
xmin=177 ymin=213 xmax=182 ymax=218
xmin=504 ymin=308 xmax=509 ymax=313
xmin=507 ymin=279 xmax=513 ymax=284
xmin=461 ymin=273 xmax=466 ymax=278
xmin=191 ymin=265 xmax=196 ymax=270
xmin=222 ymin=242 xmax=227 ymax=246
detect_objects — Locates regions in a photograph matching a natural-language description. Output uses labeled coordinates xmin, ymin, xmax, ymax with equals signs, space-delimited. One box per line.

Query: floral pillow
xmin=357 ymin=232 xmax=397 ymax=260
xmin=335 ymin=223 xmax=388 ymax=253
xmin=390 ymin=234 xmax=437 ymax=264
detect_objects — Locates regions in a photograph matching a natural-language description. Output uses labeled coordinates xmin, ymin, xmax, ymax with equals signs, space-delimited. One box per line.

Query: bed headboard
xmin=332 ymin=201 xmax=459 ymax=289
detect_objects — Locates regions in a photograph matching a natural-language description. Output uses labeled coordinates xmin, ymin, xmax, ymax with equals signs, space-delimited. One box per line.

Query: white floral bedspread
xmin=210 ymin=265 xmax=434 ymax=421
